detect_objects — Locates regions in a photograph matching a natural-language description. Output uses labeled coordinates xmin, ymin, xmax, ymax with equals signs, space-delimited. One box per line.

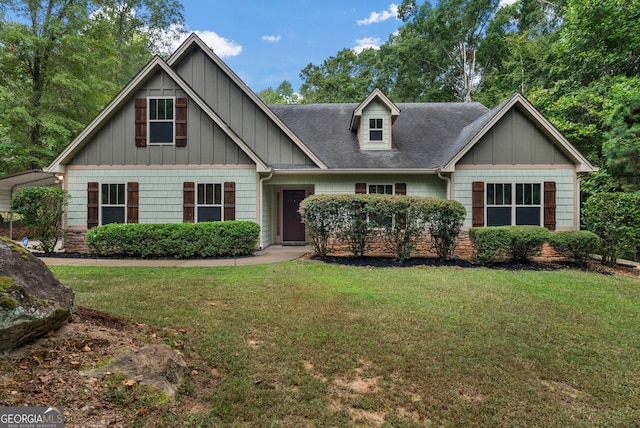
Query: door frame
xmin=273 ymin=187 xmax=313 ymax=244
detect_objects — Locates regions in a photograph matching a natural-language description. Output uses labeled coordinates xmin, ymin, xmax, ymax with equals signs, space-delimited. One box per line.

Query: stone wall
xmin=64 ymin=229 xmax=90 ymax=253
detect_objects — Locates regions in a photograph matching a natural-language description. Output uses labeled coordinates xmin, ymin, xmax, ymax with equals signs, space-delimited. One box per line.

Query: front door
xmin=282 ymin=189 xmax=306 ymax=242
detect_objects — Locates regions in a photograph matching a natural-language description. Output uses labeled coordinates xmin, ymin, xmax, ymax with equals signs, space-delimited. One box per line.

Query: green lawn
xmin=52 ymin=261 xmax=640 ymax=427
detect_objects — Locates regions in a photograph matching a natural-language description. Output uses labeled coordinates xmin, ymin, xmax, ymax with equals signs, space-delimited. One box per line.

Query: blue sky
xmin=172 ymin=1 xmax=404 ymax=93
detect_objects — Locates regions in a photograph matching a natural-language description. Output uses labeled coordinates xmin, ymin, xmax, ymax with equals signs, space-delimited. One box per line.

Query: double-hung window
xmin=148 ymin=97 xmax=174 ymax=144
xmin=486 ymin=183 xmax=541 ymax=226
xmin=369 ymin=118 xmax=384 ymax=141
xmin=368 ymin=184 xmax=394 ymax=226
xmin=101 ymin=183 xmax=126 ymax=224
xmin=197 ymin=183 xmax=222 ymax=222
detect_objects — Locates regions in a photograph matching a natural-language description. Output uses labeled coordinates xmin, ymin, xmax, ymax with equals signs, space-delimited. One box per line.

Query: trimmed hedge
xmin=469 ymin=226 xmax=550 ymax=264
xmin=549 ymin=231 xmax=601 ymax=266
xmin=300 ymin=194 xmax=466 ymax=261
xmin=86 ymin=221 xmax=260 ymax=258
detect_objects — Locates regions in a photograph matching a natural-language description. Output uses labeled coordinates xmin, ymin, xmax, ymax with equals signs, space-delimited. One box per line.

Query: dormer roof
xmin=349 ymin=88 xmax=401 ymax=132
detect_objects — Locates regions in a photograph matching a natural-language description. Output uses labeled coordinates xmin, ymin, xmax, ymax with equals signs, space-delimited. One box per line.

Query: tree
xmin=10 ymin=186 xmax=70 ymax=253
xmin=258 ymin=81 xmax=300 ymax=104
xmin=0 ymin=0 xmax=185 ymax=175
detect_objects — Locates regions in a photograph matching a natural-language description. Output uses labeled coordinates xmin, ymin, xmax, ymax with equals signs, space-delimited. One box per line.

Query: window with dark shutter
xmin=544 ymin=182 xmax=556 ymax=231
xmin=127 ymin=182 xmax=139 ymax=224
xmin=183 ymin=182 xmax=195 ymax=223
xmin=472 ymin=181 xmax=485 ymax=227
xmin=175 ymin=98 xmax=187 ymax=147
xmin=87 ymin=182 xmax=99 ymax=229
xmin=224 ymin=182 xmax=236 ymax=221
xmin=355 ymin=183 xmax=367 ymax=194
xmin=395 ymin=183 xmax=407 ymax=195
xmin=135 ymin=99 xmax=147 ymax=147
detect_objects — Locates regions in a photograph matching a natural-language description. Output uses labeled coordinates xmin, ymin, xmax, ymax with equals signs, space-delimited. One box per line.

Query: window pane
xmin=532 ymin=184 xmax=541 ymax=205
xmin=370 ymin=130 xmax=383 ymax=140
xmin=149 ymin=99 xmax=157 ymax=120
xmin=165 ymin=99 xmax=173 ymax=120
xmin=376 ymin=119 xmax=383 ymax=128
xmin=385 ymin=185 xmax=393 ymax=194
xmin=109 ymin=184 xmax=118 ymax=205
xmin=102 ymin=207 xmax=125 ymax=224
xmin=369 ymin=119 xmax=375 ymax=128
xmin=504 ymin=184 xmax=512 ymax=205
xmin=205 ymin=184 xmax=214 ymax=205
xmin=102 ymin=184 xmax=109 ymax=204
xmin=149 ymin=122 xmax=174 ymax=143
xmin=496 ymin=184 xmax=504 ymax=205
xmin=198 ymin=207 xmax=221 ymax=222
xmin=516 ymin=207 xmax=540 ymax=225
xmin=197 ymin=184 xmax=205 ymax=204
xmin=487 ymin=184 xmax=495 ymax=205
xmin=157 ymin=99 xmax=166 ymax=120
xmin=525 ymin=184 xmax=533 ymax=205
xmin=487 ymin=207 xmax=511 ymax=226
xmin=516 ymin=183 xmax=523 ymax=205
xmin=214 ymin=184 xmax=222 ymax=204
xmin=117 ymin=184 xmax=125 ymax=205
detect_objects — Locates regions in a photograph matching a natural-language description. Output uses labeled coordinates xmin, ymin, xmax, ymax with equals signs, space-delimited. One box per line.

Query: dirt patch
xmin=0 ymin=306 xmax=215 ymax=427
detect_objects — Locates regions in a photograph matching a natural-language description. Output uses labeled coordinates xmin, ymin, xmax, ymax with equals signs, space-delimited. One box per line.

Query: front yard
xmin=3 ymin=261 xmax=640 ymax=426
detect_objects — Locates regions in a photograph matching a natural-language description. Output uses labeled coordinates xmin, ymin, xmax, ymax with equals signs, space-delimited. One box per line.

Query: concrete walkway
xmin=40 ymin=245 xmax=313 ymax=267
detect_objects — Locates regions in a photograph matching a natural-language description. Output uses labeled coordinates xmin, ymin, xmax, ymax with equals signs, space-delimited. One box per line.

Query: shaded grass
xmin=52 ymin=262 xmax=640 ymax=427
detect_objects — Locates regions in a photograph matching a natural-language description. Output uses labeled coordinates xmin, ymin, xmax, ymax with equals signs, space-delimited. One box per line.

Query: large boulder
xmin=0 ymin=237 xmax=74 ymax=351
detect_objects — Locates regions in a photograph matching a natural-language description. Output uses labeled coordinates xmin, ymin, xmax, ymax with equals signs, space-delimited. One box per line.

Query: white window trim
xmin=99 ymin=183 xmax=127 ymax=226
xmin=367 ymin=183 xmax=394 ymax=195
xmin=368 ymin=118 xmax=384 ymax=142
xmin=485 ymin=182 xmax=543 ymax=226
xmin=147 ymin=96 xmax=176 ymax=146
xmin=195 ymin=182 xmax=223 ymax=223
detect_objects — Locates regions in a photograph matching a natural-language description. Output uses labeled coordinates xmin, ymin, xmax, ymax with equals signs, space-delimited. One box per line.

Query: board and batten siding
xmin=64 ymin=168 xmax=257 ymax=227
xmin=69 ymin=70 xmax=254 ymax=167
xmin=454 ymin=168 xmax=577 ymax=229
xmin=458 ymin=108 xmax=573 ymax=166
xmin=173 ymin=45 xmax=316 ymax=167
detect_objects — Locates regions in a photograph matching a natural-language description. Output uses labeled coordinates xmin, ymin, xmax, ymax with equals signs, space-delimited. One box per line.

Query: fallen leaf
xmin=191 ymin=370 xmax=199 ymax=376
xmin=123 ymin=379 xmax=137 ymax=387
xmin=173 ymin=340 xmax=184 ymax=348
xmin=70 ymin=361 xmax=80 ymax=366
xmin=39 ymin=375 xmax=50 ymax=383
xmin=82 ymin=345 xmax=91 ymax=352
xmin=138 ymin=408 xmax=148 ymax=415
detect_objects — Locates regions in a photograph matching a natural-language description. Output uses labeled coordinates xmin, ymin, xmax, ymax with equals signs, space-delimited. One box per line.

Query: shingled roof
xmin=269 ymin=102 xmax=489 ymax=170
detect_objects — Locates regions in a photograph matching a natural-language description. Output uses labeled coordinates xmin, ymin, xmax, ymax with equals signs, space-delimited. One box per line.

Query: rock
xmin=81 ymin=344 xmax=187 ymax=396
xmin=0 ymin=237 xmax=75 ymax=351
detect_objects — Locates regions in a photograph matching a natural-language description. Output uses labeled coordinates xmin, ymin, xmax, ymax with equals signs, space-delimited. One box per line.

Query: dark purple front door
xmin=283 ymin=190 xmax=306 ymax=242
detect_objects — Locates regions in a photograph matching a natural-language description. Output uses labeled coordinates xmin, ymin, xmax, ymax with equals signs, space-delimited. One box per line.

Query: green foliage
xmin=470 ymin=226 xmax=549 ymax=265
xmin=582 ymin=192 xmax=640 ymax=265
xmin=0 ymin=296 xmax=18 ymax=310
xmin=258 ymin=81 xmax=300 ymax=104
xmin=508 ymin=226 xmax=550 ymax=263
xmin=469 ymin=227 xmax=512 ymax=265
xmin=86 ymin=221 xmax=260 ymax=258
xmin=300 ymin=194 xmax=466 ymax=261
xmin=10 ymin=186 xmax=70 ymax=253
xmin=549 ymin=231 xmax=601 ymax=266
xmin=425 ymin=199 xmax=466 ymax=259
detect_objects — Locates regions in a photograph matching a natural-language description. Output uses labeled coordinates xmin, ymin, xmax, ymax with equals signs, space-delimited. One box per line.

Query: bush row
xmin=299 ymin=194 xmax=466 ymax=261
xmin=86 ymin=221 xmax=260 ymax=258
xmin=469 ymin=226 xmax=600 ymax=266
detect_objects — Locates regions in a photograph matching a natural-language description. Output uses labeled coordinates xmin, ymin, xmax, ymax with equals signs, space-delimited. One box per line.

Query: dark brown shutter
xmin=224 ymin=182 xmax=236 ymax=221
xmin=355 ymin=183 xmax=367 ymax=194
xmin=183 ymin=182 xmax=195 ymax=223
xmin=395 ymin=183 xmax=407 ymax=195
xmin=127 ymin=182 xmax=139 ymax=224
xmin=175 ymin=97 xmax=187 ymax=147
xmin=472 ymin=181 xmax=485 ymax=227
xmin=135 ymin=98 xmax=147 ymax=147
xmin=87 ymin=182 xmax=99 ymax=229
xmin=544 ymin=181 xmax=556 ymax=231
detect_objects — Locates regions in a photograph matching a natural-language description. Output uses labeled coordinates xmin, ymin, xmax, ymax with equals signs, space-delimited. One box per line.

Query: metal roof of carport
xmin=0 ymin=170 xmax=60 ymax=240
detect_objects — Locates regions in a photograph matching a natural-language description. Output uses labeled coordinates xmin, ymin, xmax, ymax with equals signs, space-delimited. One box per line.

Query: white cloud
xmin=353 ymin=37 xmax=382 ymax=54
xmin=170 ymin=29 xmax=242 ymax=58
xmin=357 ymin=3 xmax=399 ymax=25
xmin=262 ymin=35 xmax=282 ymax=43
xmin=499 ymin=0 xmax=517 ymax=6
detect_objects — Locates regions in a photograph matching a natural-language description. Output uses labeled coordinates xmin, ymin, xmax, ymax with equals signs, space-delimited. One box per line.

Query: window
xmin=369 ymin=118 xmax=383 ymax=141
xmin=101 ymin=183 xmax=126 ymax=224
xmin=148 ymin=98 xmax=174 ymax=144
xmin=368 ymin=184 xmax=393 ymax=226
xmin=486 ymin=183 xmax=541 ymax=226
xmin=197 ymin=183 xmax=222 ymax=222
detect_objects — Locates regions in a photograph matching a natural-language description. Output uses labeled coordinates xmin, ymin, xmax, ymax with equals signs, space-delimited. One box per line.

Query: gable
xmin=68 ymin=69 xmax=254 ymax=166
xmin=457 ymin=108 xmax=572 ymax=165
xmin=172 ymin=44 xmax=319 ymax=167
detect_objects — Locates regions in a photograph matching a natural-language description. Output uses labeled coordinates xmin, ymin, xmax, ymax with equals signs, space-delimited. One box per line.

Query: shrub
xmin=582 ymin=192 xmax=640 ymax=265
xmin=508 ymin=226 xmax=550 ymax=263
xmin=340 ymin=196 xmax=376 ymax=257
xmin=426 ymin=199 xmax=466 ymax=259
xmin=86 ymin=221 xmax=260 ymax=258
xmin=469 ymin=227 xmax=512 ymax=265
xmin=299 ymin=195 xmax=345 ymax=258
xmin=10 ymin=186 xmax=70 ymax=253
xmin=549 ymin=231 xmax=601 ymax=266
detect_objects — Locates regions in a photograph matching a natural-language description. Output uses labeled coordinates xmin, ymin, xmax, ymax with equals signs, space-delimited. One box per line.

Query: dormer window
xmin=369 ymin=119 xmax=384 ymax=141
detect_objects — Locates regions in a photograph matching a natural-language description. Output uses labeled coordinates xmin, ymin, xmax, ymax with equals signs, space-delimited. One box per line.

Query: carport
xmin=0 ymin=170 xmax=61 ymax=240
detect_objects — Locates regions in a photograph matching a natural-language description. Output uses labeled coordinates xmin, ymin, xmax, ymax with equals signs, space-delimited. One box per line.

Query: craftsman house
xmin=44 ymin=34 xmax=596 ymax=252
